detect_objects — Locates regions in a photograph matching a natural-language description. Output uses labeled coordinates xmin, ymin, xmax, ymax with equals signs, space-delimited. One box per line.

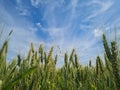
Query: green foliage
xmin=0 ymin=31 xmax=120 ymax=90
xmin=103 ymin=34 xmax=120 ymax=89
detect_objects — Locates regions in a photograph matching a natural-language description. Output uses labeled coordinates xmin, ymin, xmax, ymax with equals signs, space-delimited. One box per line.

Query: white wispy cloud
xmin=36 ymin=22 xmax=42 ymax=28
xmin=84 ymin=0 xmax=113 ymax=21
xmin=31 ymin=0 xmax=41 ymax=7
xmin=16 ymin=7 xmax=30 ymax=16
xmin=93 ymin=28 xmax=103 ymax=37
xmin=15 ymin=0 xmax=30 ymax=16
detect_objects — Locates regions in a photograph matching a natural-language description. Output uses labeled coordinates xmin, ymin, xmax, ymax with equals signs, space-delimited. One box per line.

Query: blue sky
xmin=0 ymin=0 xmax=120 ymax=66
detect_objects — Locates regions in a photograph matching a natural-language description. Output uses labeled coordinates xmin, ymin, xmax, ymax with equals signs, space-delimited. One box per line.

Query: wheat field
xmin=0 ymin=30 xmax=120 ymax=90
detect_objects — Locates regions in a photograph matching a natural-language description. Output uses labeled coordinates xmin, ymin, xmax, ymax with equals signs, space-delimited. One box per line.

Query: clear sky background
xmin=0 ymin=0 xmax=120 ymax=66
